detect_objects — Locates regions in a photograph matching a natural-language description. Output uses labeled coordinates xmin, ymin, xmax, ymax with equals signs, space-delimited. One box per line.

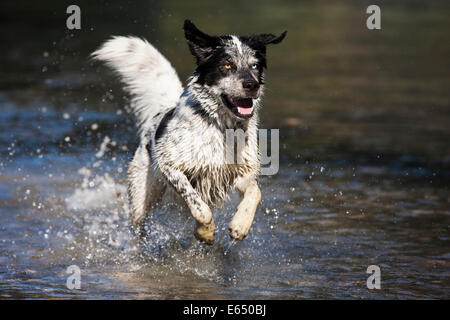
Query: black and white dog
xmin=92 ymin=20 xmax=286 ymax=244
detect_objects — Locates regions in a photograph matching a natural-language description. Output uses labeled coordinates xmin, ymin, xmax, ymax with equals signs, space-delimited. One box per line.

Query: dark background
xmin=1 ymin=0 xmax=449 ymax=164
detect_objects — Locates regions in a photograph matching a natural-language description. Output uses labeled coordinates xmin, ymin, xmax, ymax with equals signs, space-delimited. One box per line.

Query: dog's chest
xmin=154 ymin=102 xmax=259 ymax=205
xmin=174 ymin=125 xmax=257 ymax=204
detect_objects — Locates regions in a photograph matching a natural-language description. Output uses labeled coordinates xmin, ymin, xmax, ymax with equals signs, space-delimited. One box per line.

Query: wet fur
xmin=92 ymin=20 xmax=286 ymax=243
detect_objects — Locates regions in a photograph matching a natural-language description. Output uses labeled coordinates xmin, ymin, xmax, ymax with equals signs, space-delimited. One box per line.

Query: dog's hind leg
xmin=229 ymin=176 xmax=261 ymax=240
xmin=128 ymin=143 xmax=166 ymax=235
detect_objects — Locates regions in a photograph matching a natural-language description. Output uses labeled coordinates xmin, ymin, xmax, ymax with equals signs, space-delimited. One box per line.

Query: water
xmin=0 ymin=0 xmax=449 ymax=299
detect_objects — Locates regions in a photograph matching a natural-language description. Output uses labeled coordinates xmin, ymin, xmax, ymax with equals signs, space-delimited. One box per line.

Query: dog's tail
xmin=92 ymin=36 xmax=183 ymax=134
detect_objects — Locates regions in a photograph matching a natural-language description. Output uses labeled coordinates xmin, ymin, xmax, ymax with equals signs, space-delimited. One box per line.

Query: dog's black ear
xmin=184 ymin=20 xmax=220 ymax=63
xmin=248 ymin=31 xmax=287 ymax=48
xmin=244 ymin=31 xmax=286 ymax=69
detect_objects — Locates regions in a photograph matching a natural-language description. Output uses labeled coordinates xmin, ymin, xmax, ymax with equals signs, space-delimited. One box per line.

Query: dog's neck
xmin=186 ymin=75 xmax=260 ymax=132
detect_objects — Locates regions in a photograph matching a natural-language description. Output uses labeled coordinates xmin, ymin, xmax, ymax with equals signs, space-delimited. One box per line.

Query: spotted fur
xmin=92 ymin=20 xmax=286 ymax=243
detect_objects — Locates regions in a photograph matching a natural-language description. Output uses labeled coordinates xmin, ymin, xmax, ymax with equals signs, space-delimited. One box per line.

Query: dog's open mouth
xmin=222 ymin=95 xmax=254 ymax=119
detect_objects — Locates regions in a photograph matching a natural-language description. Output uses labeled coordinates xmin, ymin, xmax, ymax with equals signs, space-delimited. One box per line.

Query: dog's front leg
xmin=229 ymin=176 xmax=262 ymax=240
xmin=160 ymin=165 xmax=215 ymax=244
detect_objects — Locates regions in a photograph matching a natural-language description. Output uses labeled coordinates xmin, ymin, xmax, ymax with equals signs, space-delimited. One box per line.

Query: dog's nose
xmin=242 ymin=79 xmax=259 ymax=91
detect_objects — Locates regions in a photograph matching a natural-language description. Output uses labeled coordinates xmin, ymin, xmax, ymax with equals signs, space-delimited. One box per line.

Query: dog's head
xmin=184 ymin=20 xmax=286 ymax=120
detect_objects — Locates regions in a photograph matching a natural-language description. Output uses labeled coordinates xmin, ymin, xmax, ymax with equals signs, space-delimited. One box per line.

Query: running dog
xmin=92 ymin=20 xmax=286 ymax=244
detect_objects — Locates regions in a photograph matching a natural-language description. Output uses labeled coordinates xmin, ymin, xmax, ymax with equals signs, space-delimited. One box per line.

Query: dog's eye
xmin=224 ymin=64 xmax=232 ymax=70
xmin=251 ymin=63 xmax=258 ymax=70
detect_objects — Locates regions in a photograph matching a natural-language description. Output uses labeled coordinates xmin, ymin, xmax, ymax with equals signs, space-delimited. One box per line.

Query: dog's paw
xmin=195 ymin=220 xmax=215 ymax=245
xmin=228 ymin=221 xmax=249 ymax=241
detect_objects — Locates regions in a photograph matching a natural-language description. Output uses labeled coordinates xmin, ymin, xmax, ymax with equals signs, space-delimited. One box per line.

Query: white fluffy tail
xmin=92 ymin=36 xmax=183 ymax=134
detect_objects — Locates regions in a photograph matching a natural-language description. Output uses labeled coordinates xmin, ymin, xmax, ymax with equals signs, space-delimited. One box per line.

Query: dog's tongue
xmin=233 ymin=98 xmax=253 ymax=115
xmin=237 ymin=106 xmax=253 ymax=115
